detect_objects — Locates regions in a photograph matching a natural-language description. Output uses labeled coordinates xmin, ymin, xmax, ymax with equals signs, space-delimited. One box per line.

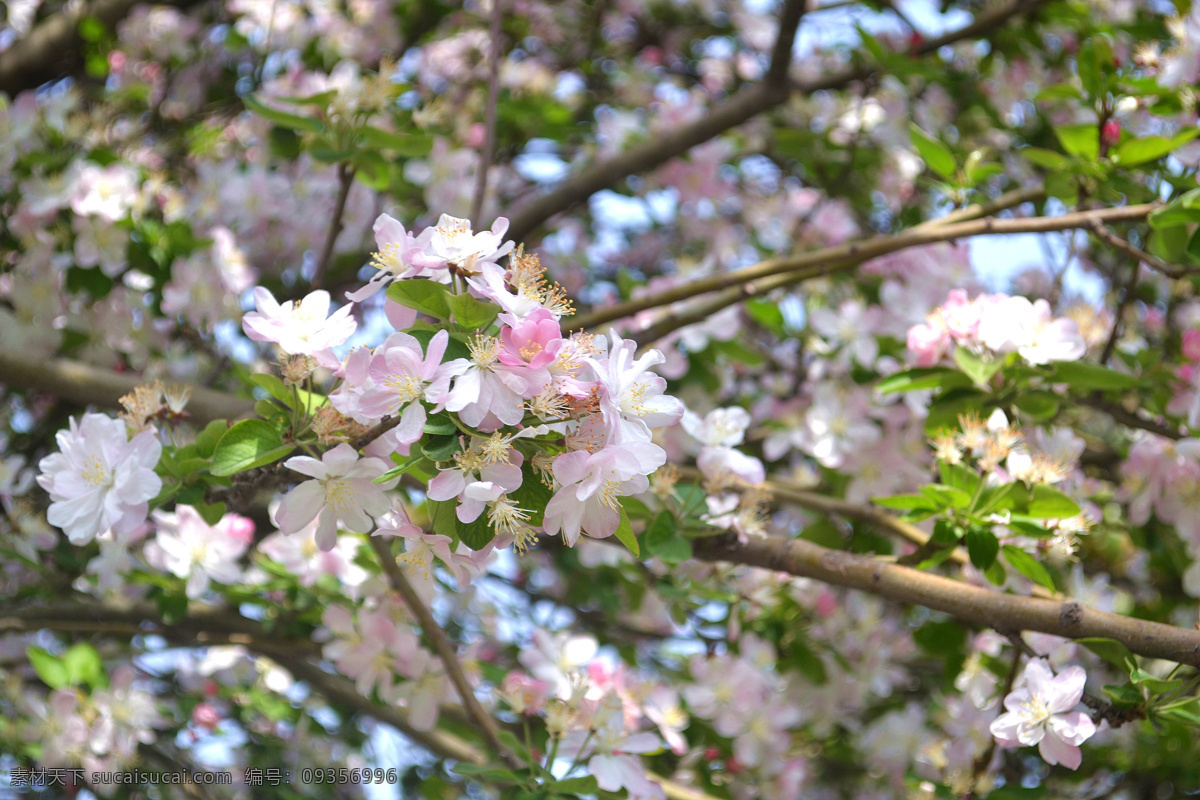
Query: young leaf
xmin=242 ymin=95 xmax=325 ymax=133
xmin=1000 ymin=545 xmax=1056 ymax=591
xmin=386 ymin=279 xmax=453 ymax=321
xmin=966 ymin=527 xmax=1000 ymax=571
xmin=27 ymin=646 xmax=70 ymax=689
xmin=613 ymin=507 xmax=640 ymax=557
xmin=910 ymin=124 xmax=956 ymax=179
xmin=1026 ymin=483 xmax=1082 ymax=519
xmin=1049 ymin=360 xmax=1141 ymax=391
xmin=210 ymin=420 xmax=294 ymax=477
xmin=1054 ymin=123 xmax=1099 ymax=159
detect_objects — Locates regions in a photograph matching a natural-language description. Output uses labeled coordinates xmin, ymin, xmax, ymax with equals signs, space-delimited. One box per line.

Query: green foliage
xmin=210 ymin=420 xmax=294 ymax=476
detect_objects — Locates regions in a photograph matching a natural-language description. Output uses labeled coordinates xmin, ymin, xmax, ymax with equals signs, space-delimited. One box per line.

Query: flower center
xmin=323 ymin=477 xmax=358 ymax=513
xmin=1020 ymin=694 xmax=1052 ymax=726
xmin=81 ymin=455 xmax=113 ymax=488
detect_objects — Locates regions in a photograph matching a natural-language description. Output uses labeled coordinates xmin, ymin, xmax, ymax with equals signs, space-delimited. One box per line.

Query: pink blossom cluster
xmin=907 ymin=289 xmax=1088 ymax=368
xmin=250 ymin=213 xmax=685 ymax=553
xmin=19 ymin=665 xmax=164 ymax=784
xmin=1118 ymin=435 xmax=1200 ymax=594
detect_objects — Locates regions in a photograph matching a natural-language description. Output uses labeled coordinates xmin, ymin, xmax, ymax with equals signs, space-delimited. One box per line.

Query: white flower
xmin=588 ymin=331 xmax=685 ymax=445
xmin=681 ymin=407 xmax=751 ymax=447
xmin=989 ymin=658 xmax=1096 ymax=770
xmin=275 ymin=444 xmax=398 ymax=551
xmin=145 ymin=506 xmax=253 ymax=599
xmin=242 ymin=288 xmax=357 ymax=357
xmin=36 ymin=413 xmax=162 ymax=545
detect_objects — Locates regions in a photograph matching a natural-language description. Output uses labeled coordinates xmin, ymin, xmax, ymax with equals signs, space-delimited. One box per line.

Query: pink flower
xmin=588 ymin=331 xmax=685 ymax=445
xmin=242 ymin=288 xmax=357 ymax=358
xmin=498 ymin=309 xmax=563 ymax=371
xmin=346 ymin=214 xmax=430 ymax=303
xmin=358 ymin=330 xmax=451 ymax=420
xmin=906 ymin=321 xmax=950 ymax=367
xmin=275 ymin=444 xmax=398 ymax=551
xmin=440 ymin=335 xmax=536 ymax=429
xmin=543 ymin=444 xmax=664 ymax=545
xmin=1183 ymin=329 xmax=1200 ymax=362
xmin=989 ymin=658 xmax=1096 ymax=770
xmin=36 ymin=413 xmax=162 ymax=545
xmin=145 ymin=505 xmax=252 ymax=599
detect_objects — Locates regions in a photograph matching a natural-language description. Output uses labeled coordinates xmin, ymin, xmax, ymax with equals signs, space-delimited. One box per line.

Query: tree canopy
xmin=4 ymin=0 xmax=1200 ymax=798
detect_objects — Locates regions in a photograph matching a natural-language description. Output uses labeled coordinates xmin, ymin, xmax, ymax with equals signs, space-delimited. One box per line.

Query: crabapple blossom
xmin=144 ymin=506 xmax=253 ymax=599
xmin=558 ymin=693 xmax=665 ymax=797
xmin=989 ymin=658 xmax=1096 ymax=770
xmin=346 ymin=213 xmax=427 ymax=302
xmin=275 ymin=444 xmax=398 ymax=551
xmin=407 ymin=213 xmax=514 ymax=276
xmin=36 ymin=412 xmax=162 ymax=545
xmin=543 ymin=443 xmax=664 ymax=545
xmin=357 ymin=329 xmax=451 ymax=420
xmin=242 ymin=287 xmax=357 ymax=358
xmin=589 ymin=331 xmax=685 ymax=444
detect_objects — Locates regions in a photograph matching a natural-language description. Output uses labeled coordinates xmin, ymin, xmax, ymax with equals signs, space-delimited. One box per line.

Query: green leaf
xmin=644 ymin=511 xmax=691 ymax=564
xmin=386 ymin=279 xmax=452 ymax=321
xmin=195 ymin=500 xmax=227 ymax=526
xmin=1055 ymin=123 xmax=1099 ymax=159
xmin=446 ymin=293 xmax=501 ymax=330
xmin=429 ymin=499 xmax=459 ymax=541
xmin=1049 ymin=360 xmax=1140 ymax=391
xmin=510 ymin=464 xmax=554 ymax=528
xmin=62 ymin=643 xmax=105 ymax=688
xmin=1077 ymin=637 xmax=1135 ymax=669
xmin=613 ymin=508 xmax=640 ymax=557
xmin=983 ymin=560 xmax=1007 ymax=586
xmin=1000 ymin=545 xmax=1056 ymax=591
xmin=965 ymin=527 xmax=1000 ymax=571
xmin=873 ymin=493 xmax=939 ymax=511
xmin=920 ymin=484 xmax=972 ymax=510
xmin=877 ymin=367 xmax=970 ymax=394
xmin=242 ymin=95 xmax=325 ymax=133
xmin=939 ymin=461 xmax=981 ymax=496
xmin=27 ymin=646 xmax=69 ymax=689
xmin=1148 ymin=190 xmax=1200 ymax=228
xmin=457 ymin=511 xmax=496 ymax=551
xmin=193 ymin=420 xmax=230 ymax=459
xmin=359 ymin=126 xmax=434 ymax=156
xmin=249 ymin=373 xmax=294 ymax=409
xmin=973 ymin=481 xmax=1019 ymax=515
xmin=374 ymin=449 xmax=426 ymax=484
xmin=1113 ymin=129 xmax=1200 ymax=167
xmin=1043 ymin=171 xmax=1078 ymax=205
xmin=552 ymin=776 xmax=600 ymax=794
xmin=954 ymin=347 xmax=1005 ymax=387
xmin=913 ymin=620 xmax=968 ymax=654
xmin=1026 ymin=483 xmax=1082 ymax=519
xmin=210 ymin=420 xmax=293 ymax=477
xmin=1131 ymin=667 xmax=1184 ymax=695
xmin=910 ymin=124 xmax=956 ymax=179
xmin=1149 ymin=224 xmax=1190 ymax=261
xmin=1013 ymin=390 xmax=1061 ymax=420
xmin=450 ymin=764 xmax=521 ymax=781
xmin=1022 ymin=147 xmax=1069 ymax=170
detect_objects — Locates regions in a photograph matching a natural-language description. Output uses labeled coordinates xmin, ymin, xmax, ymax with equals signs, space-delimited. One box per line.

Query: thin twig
xmin=968 ymin=644 xmax=1024 ymax=797
xmin=368 ymin=536 xmax=522 ymax=769
xmin=470 ymin=0 xmax=505 ymax=230
xmin=1089 ymin=220 xmax=1192 ymax=279
xmin=312 ymin=163 xmax=355 ymax=290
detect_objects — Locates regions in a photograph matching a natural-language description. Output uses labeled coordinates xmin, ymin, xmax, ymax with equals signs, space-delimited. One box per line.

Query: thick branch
xmin=368 ymin=536 xmax=521 ymax=769
xmin=612 ymin=203 xmax=1157 ymax=344
xmin=504 ymin=0 xmax=1043 ymax=243
xmin=0 ymin=350 xmax=254 ymax=425
xmin=0 ymin=0 xmax=203 ymax=96
xmin=690 ymin=532 xmax=1200 ymax=666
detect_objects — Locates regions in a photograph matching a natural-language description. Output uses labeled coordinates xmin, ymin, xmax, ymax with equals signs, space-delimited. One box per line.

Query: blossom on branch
xmin=36 ymin=413 xmax=162 ymax=545
xmin=989 ymin=658 xmax=1096 ymax=770
xmin=276 ymin=444 xmax=398 ymax=551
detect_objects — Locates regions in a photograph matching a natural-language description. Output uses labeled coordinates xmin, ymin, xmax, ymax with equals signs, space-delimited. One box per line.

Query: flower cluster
xmin=907 ymin=289 xmax=1087 ymax=368
xmin=269 ymin=213 xmax=686 ymax=554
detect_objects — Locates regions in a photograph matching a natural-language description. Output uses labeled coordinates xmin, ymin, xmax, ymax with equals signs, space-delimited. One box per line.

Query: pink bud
xmin=1101 ymin=120 xmax=1121 ymax=147
xmin=192 ymin=702 xmax=222 ymax=732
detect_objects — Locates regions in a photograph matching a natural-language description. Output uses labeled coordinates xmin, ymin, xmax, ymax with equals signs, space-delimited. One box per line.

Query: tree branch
xmin=689 ymin=532 xmax=1200 ymax=666
xmin=503 ymin=0 xmax=1044 ymax=243
xmin=469 ymin=0 xmax=504 ymax=230
xmin=1089 ymin=220 xmax=1192 ymax=280
xmin=615 ymin=203 xmax=1157 ymax=346
xmin=0 ymin=0 xmax=204 ymax=96
xmin=0 ymin=350 xmax=254 ymax=425
xmin=367 ymin=536 xmax=522 ymax=769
